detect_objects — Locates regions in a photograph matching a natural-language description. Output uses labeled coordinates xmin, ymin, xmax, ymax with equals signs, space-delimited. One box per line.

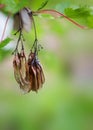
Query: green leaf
xmin=64 ymin=7 xmax=91 ymax=18
xmin=60 ymin=0 xmax=93 ymax=6
xmin=0 ymin=38 xmax=12 ymax=49
xmin=0 ymin=49 xmax=12 ymax=61
xmin=1 ymin=0 xmax=28 ymax=13
xmin=37 ymin=0 xmax=49 ymax=10
xmin=87 ymin=15 xmax=93 ymax=28
xmin=64 ymin=6 xmax=93 ymax=28
xmin=55 ymin=2 xmax=71 ymax=13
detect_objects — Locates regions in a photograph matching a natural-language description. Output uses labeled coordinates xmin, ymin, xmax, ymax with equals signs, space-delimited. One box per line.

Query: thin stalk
xmin=19 ymin=18 xmax=24 ymax=50
xmin=14 ymin=29 xmax=22 ymax=53
xmin=35 ymin=9 xmax=87 ymax=29
xmin=32 ymin=16 xmax=37 ymax=40
xmin=31 ymin=15 xmax=38 ymax=54
xmin=13 ymin=13 xmax=24 ymax=54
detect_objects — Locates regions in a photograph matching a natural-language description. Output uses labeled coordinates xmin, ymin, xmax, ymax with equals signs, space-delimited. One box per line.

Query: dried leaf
xmin=13 ymin=52 xmax=31 ymax=93
xmin=36 ymin=63 xmax=45 ymax=84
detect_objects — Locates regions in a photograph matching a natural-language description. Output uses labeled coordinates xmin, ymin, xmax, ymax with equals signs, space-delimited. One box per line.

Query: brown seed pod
xmin=13 ymin=50 xmax=31 ymax=93
xmin=19 ymin=50 xmax=31 ymax=92
xmin=28 ymin=52 xmax=45 ymax=92
xmin=13 ymin=7 xmax=45 ymax=93
xmin=36 ymin=65 xmax=42 ymax=89
xmin=36 ymin=63 xmax=45 ymax=84
xmin=13 ymin=53 xmax=21 ymax=84
xmin=28 ymin=52 xmax=37 ymax=92
xmin=29 ymin=65 xmax=38 ymax=92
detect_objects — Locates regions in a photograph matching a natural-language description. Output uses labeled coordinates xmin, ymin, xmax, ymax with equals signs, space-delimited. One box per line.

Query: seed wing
xmin=29 ymin=65 xmax=38 ymax=92
xmin=20 ymin=8 xmax=32 ymax=32
xmin=37 ymin=63 xmax=45 ymax=84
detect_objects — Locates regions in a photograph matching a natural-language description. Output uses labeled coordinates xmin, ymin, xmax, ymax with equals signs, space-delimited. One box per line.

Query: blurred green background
xmin=0 ymin=0 xmax=93 ymax=130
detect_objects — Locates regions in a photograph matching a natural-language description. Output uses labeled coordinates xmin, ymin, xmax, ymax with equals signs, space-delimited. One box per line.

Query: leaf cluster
xmin=64 ymin=6 xmax=93 ymax=27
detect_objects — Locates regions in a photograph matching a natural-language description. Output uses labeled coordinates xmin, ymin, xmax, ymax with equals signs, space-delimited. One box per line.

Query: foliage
xmin=65 ymin=7 xmax=91 ymax=18
xmin=0 ymin=0 xmax=93 ymax=49
xmin=64 ymin=6 xmax=93 ymax=28
xmin=1 ymin=0 xmax=28 ymax=13
xmin=0 ymin=38 xmax=12 ymax=49
xmin=54 ymin=3 xmax=93 ymax=28
xmin=0 ymin=48 xmax=11 ymax=61
xmin=37 ymin=0 xmax=49 ymax=11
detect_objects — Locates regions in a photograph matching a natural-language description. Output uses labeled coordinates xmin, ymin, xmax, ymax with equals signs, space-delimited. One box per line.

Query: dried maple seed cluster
xmin=13 ymin=50 xmax=45 ymax=93
xmin=28 ymin=52 xmax=45 ymax=91
xmin=13 ymin=50 xmax=30 ymax=92
xmin=13 ymin=8 xmax=45 ymax=93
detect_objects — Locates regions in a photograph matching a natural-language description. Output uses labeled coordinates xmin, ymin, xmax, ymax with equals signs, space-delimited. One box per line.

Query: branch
xmin=0 ymin=4 xmax=5 ymax=9
xmin=35 ymin=9 xmax=87 ymax=29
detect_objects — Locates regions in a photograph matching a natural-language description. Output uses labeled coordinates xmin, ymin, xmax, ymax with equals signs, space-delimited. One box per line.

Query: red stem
xmin=0 ymin=4 xmax=5 ymax=9
xmin=35 ymin=9 xmax=87 ymax=29
xmin=0 ymin=14 xmax=10 ymax=42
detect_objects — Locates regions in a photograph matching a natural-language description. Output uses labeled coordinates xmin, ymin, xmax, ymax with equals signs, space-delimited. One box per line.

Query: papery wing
xmin=13 ymin=55 xmax=21 ymax=84
xmin=19 ymin=83 xmax=31 ymax=94
xmin=13 ymin=66 xmax=21 ymax=84
xmin=29 ymin=65 xmax=38 ymax=92
xmin=41 ymin=68 xmax=45 ymax=84
xmin=13 ymin=53 xmax=31 ymax=93
xmin=20 ymin=51 xmax=27 ymax=79
xmin=36 ymin=66 xmax=42 ymax=89
xmin=31 ymin=66 xmax=38 ymax=92
xmin=20 ymin=8 xmax=32 ymax=32
xmin=13 ymin=63 xmax=24 ymax=87
xmin=37 ymin=63 xmax=45 ymax=84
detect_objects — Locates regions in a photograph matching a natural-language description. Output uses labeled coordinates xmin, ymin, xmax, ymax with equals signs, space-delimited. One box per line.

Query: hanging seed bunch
xmin=13 ymin=8 xmax=45 ymax=93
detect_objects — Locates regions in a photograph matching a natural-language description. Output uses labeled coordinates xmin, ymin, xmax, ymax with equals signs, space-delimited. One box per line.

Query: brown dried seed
xmin=28 ymin=52 xmax=39 ymax=92
xmin=31 ymin=66 xmax=38 ymax=91
xmin=13 ymin=51 xmax=31 ymax=93
xmin=36 ymin=63 xmax=45 ymax=84
xmin=19 ymin=51 xmax=31 ymax=92
xmin=36 ymin=66 xmax=42 ymax=89
xmin=28 ymin=52 xmax=45 ymax=92
xmin=13 ymin=54 xmax=21 ymax=84
xmin=28 ymin=65 xmax=38 ymax=92
xmin=13 ymin=50 xmax=45 ymax=93
xmin=20 ymin=50 xmax=27 ymax=79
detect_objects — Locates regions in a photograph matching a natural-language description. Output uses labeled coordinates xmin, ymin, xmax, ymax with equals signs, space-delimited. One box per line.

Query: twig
xmin=0 ymin=4 xmax=5 ymax=9
xmin=32 ymin=15 xmax=37 ymax=40
xmin=35 ymin=9 xmax=87 ymax=29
